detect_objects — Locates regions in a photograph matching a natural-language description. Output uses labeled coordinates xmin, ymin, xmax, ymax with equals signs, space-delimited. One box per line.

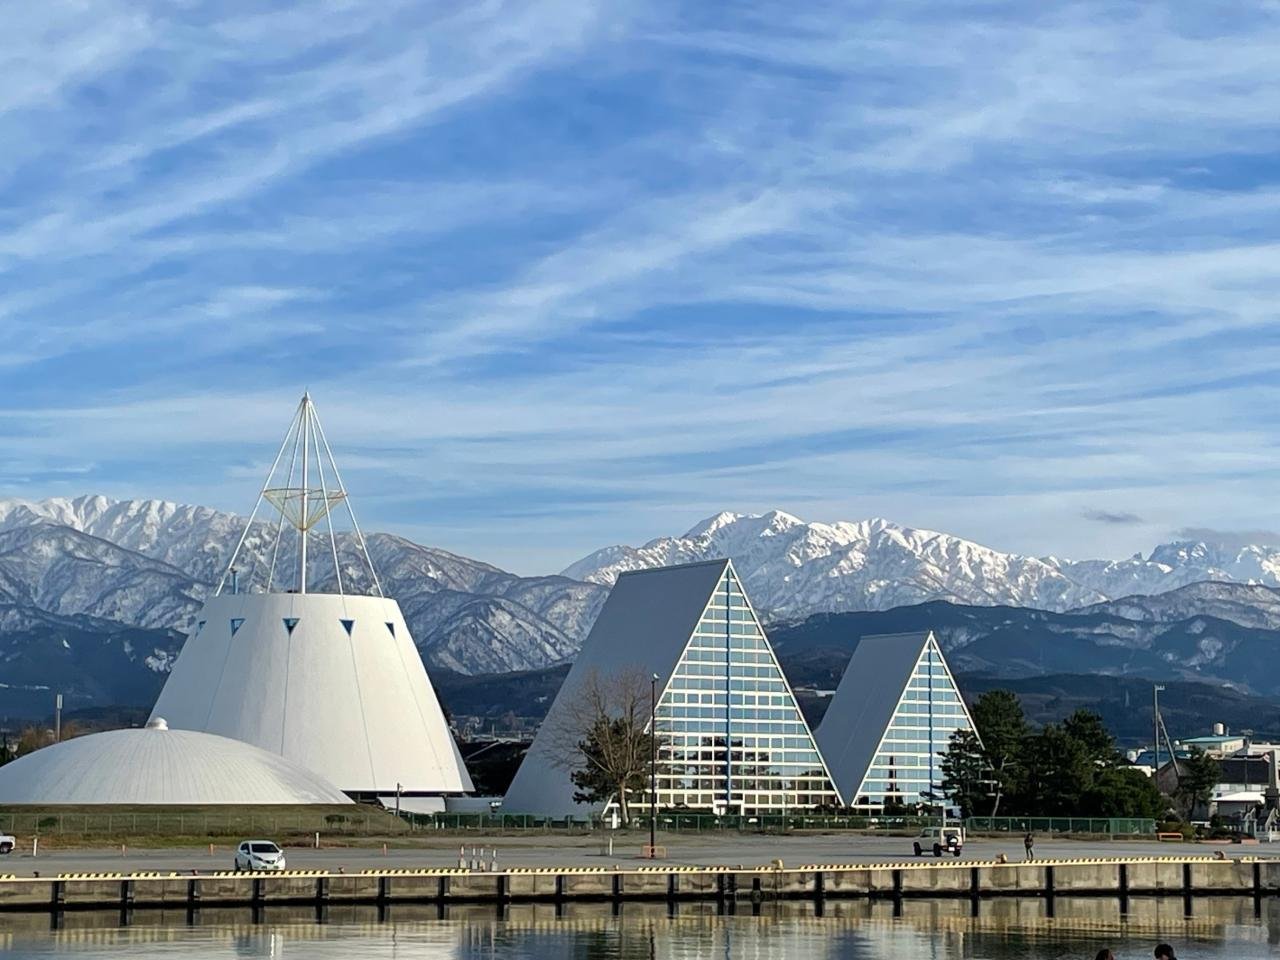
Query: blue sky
xmin=2 ymin=2 xmax=1280 ymax=573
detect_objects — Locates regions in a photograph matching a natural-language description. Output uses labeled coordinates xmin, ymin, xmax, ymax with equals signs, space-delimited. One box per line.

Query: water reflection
xmin=1 ymin=898 xmax=1278 ymax=959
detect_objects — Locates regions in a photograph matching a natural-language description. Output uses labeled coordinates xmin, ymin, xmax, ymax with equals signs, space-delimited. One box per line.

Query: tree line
xmin=555 ymin=675 xmax=1221 ymax=823
xmin=940 ymin=690 xmax=1218 ymax=820
xmin=0 ymin=722 xmax=84 ymax=766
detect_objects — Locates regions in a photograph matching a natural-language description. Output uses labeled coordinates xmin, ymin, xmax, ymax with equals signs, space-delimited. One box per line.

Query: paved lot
xmin=4 ymin=834 xmax=1273 ymax=876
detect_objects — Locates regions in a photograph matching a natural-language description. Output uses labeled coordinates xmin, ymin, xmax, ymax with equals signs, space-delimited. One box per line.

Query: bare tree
xmin=13 ymin=721 xmax=83 ymax=758
xmin=545 ymin=667 xmax=658 ymax=823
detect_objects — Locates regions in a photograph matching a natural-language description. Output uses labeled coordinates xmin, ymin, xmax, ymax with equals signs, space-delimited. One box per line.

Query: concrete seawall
xmin=1 ymin=856 xmax=1278 ymax=914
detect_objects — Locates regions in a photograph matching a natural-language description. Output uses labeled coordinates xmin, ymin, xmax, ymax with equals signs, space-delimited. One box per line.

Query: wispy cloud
xmin=1 ymin=2 xmax=1279 ymax=572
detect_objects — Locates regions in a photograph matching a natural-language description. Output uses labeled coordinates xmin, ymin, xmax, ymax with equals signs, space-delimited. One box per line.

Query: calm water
xmin=2 ymin=899 xmax=1279 ymax=959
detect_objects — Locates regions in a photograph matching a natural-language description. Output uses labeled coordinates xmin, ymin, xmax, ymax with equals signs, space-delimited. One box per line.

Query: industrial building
xmin=815 ymin=631 xmax=975 ymax=812
xmin=503 ymin=559 xmax=839 ymax=817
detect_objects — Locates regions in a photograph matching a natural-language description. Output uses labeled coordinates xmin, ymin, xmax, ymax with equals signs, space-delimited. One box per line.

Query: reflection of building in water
xmin=10 ymin=901 xmax=1276 ymax=958
xmin=504 ymin=559 xmax=839 ymax=816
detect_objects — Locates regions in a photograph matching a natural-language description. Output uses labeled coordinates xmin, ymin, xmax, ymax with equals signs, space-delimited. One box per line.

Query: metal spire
xmin=216 ymin=393 xmax=383 ymax=597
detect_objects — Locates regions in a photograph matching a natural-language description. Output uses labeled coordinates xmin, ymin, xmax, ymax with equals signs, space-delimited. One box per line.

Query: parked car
xmin=0 ymin=833 xmax=15 ymax=855
xmin=914 ymin=825 xmax=964 ymax=857
xmin=234 ymin=840 xmax=286 ymax=872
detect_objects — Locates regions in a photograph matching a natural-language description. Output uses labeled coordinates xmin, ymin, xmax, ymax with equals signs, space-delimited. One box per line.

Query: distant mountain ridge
xmin=564 ymin=510 xmax=1280 ymax=617
xmin=767 ymin=582 xmax=1280 ymax=698
xmin=8 ymin=496 xmax=1280 ymax=721
xmin=0 ymin=495 xmax=606 ymax=686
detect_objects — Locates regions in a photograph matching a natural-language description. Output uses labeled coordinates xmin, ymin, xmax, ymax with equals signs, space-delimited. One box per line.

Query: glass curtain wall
xmin=649 ymin=566 xmax=839 ymax=814
xmin=851 ymin=638 xmax=971 ymax=812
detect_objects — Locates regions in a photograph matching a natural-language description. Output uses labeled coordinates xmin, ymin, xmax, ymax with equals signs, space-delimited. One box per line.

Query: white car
xmin=0 ymin=833 xmax=14 ymax=855
xmin=234 ymin=840 xmax=287 ymax=872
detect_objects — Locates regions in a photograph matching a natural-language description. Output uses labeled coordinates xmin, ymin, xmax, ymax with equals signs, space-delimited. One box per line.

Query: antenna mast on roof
xmin=216 ymin=393 xmax=383 ymax=598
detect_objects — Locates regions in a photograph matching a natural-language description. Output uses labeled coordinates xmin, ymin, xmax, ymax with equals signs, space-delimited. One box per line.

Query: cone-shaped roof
xmin=151 ymin=395 xmax=471 ymax=795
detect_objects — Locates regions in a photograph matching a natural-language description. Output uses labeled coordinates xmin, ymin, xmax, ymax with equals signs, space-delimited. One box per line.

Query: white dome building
xmin=0 ymin=719 xmax=352 ymax=805
xmin=150 ymin=394 xmax=473 ymax=800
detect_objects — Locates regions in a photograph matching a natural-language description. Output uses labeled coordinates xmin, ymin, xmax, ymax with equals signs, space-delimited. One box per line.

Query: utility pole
xmin=54 ymin=693 xmax=62 ymax=744
xmin=649 ymin=672 xmax=659 ymax=858
xmin=1153 ymin=684 xmax=1164 ymax=781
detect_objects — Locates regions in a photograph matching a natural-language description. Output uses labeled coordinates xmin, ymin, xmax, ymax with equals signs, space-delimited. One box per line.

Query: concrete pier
xmin=0 ymin=856 xmax=1277 ymax=914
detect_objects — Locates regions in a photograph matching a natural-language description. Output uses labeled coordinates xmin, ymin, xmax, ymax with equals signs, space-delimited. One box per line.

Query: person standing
xmin=1094 ymin=950 xmax=1116 ymax=960
xmin=1154 ymin=944 xmax=1177 ymax=959
xmin=1023 ymin=832 xmax=1034 ymax=862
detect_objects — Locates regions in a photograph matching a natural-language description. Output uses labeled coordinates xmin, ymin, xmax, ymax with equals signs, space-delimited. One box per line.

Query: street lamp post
xmin=650 ymin=672 xmax=659 ymax=858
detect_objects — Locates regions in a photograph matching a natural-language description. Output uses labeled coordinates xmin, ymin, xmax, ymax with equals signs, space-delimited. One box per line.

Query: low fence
xmin=414 ymin=813 xmax=1157 ymax=836
xmin=0 ymin=809 xmax=409 ymax=840
xmin=965 ymin=817 xmax=1155 ymax=836
xmin=408 ymin=813 xmax=938 ymax=833
xmin=0 ymin=808 xmax=1156 ymax=840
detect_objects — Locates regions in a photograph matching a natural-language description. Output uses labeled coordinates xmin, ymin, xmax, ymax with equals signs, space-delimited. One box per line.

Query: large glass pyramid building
xmin=814 ymin=631 xmax=975 ymax=812
xmin=503 ymin=559 xmax=839 ymax=816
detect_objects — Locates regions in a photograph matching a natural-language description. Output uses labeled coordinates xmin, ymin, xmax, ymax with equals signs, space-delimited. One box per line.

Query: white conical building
xmin=151 ymin=394 xmax=472 ymax=800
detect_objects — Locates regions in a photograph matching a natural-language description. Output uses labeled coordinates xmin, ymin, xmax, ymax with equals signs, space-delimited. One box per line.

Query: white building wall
xmin=151 ymin=592 xmax=472 ymax=795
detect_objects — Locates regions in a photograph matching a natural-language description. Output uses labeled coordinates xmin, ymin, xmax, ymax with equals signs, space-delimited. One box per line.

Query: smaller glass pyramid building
xmin=814 ymin=632 xmax=975 ymax=812
xmin=503 ymin=559 xmax=838 ymax=816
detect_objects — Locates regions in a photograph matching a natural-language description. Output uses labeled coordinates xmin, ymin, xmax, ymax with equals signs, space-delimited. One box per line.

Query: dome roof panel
xmin=0 ymin=726 xmax=352 ymax=805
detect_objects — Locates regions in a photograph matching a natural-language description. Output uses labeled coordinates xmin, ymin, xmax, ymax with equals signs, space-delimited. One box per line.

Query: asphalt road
xmin=4 ymin=834 xmax=1273 ymax=876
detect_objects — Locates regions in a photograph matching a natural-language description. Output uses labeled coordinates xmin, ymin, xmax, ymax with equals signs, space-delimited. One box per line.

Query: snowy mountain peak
xmin=0 ymin=494 xmax=605 ymax=677
xmin=564 ymin=509 xmax=1280 ymax=620
xmin=681 ymin=511 xmax=746 ymax=539
xmin=681 ymin=509 xmax=805 ymax=542
xmin=563 ymin=510 xmax=1101 ymax=617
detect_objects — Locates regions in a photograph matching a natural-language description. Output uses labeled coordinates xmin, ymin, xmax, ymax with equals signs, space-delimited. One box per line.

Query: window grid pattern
xmin=851 ymin=640 xmax=971 ymax=812
xmin=650 ymin=567 xmax=839 ymax=814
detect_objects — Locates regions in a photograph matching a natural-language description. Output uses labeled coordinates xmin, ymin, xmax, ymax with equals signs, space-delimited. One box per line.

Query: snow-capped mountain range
xmin=7 ymin=497 xmax=1280 ymax=719
xmin=0 ymin=495 xmax=606 ymax=683
xmin=563 ymin=510 xmax=1280 ymax=618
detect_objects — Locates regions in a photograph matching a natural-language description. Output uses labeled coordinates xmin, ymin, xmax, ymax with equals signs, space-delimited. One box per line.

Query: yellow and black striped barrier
xmin=0 ymin=854 xmax=1272 ymax=913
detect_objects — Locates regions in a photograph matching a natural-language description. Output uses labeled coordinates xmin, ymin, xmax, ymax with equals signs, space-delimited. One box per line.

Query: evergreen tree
xmin=1062 ymin=709 xmax=1118 ymax=766
xmin=969 ymin=690 xmax=1028 ymax=816
xmin=1017 ymin=722 xmax=1093 ymax=815
xmin=939 ymin=728 xmax=987 ymax=817
xmin=1173 ymin=747 xmax=1220 ymax=819
xmin=1083 ymin=765 xmax=1165 ymax=819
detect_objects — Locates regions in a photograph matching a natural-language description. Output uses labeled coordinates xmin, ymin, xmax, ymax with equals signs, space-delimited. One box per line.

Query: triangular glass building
xmin=503 ymin=559 xmax=838 ymax=816
xmin=814 ymin=631 xmax=975 ymax=812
